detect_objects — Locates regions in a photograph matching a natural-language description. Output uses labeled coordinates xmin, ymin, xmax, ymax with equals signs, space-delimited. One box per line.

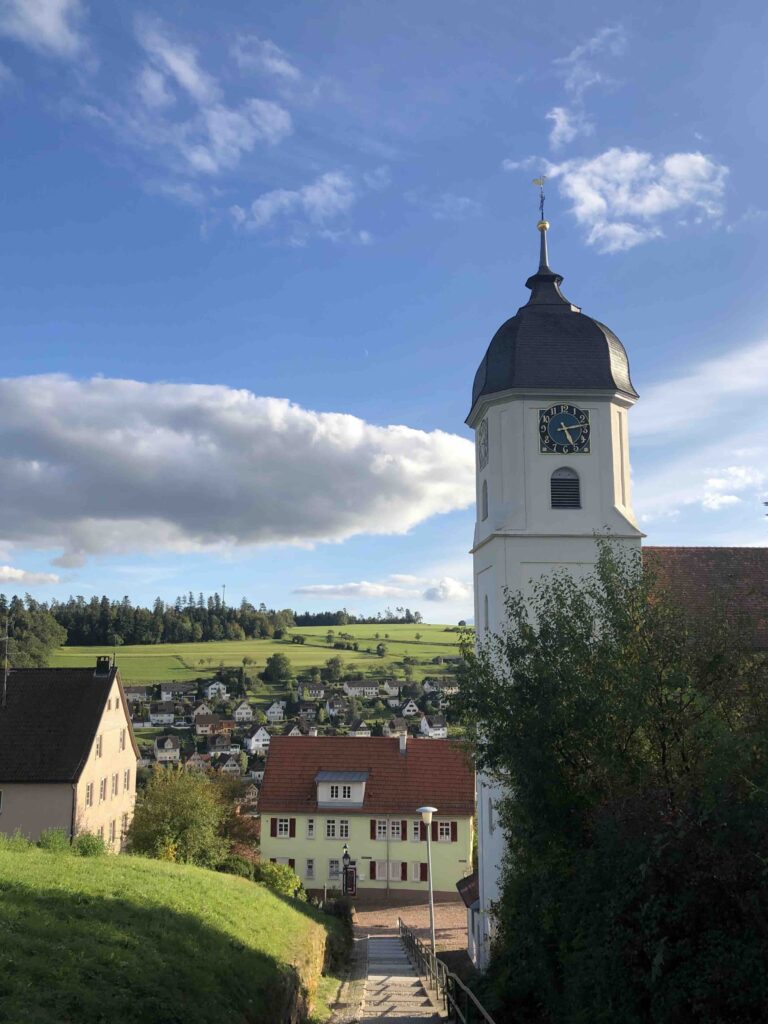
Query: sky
xmin=0 ymin=0 xmax=766 ymax=623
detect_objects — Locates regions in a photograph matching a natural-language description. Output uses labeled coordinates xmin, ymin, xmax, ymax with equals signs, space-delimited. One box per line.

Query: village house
xmin=185 ymin=752 xmax=211 ymax=772
xmin=249 ymin=761 xmax=266 ymax=783
xmin=326 ymin=696 xmax=349 ymax=720
xmin=242 ymin=783 xmax=259 ymax=810
xmin=217 ymin=755 xmax=241 ymax=777
xmin=379 ymin=680 xmax=400 ymax=698
xmin=192 ymin=701 xmax=213 ymax=719
xmin=266 ymin=701 xmax=285 ymax=723
xmin=400 ymin=699 xmax=420 ymax=718
xmin=298 ymin=702 xmax=318 ymax=723
xmin=149 ymin=701 xmax=176 ymax=726
xmin=300 ymin=682 xmax=325 ymax=701
xmin=244 ymin=725 xmax=271 ymax=755
xmin=260 ymin=735 xmax=474 ymax=896
xmin=0 ymin=658 xmax=139 ymax=848
xmin=204 ymin=681 xmax=228 ymax=700
xmin=160 ymin=682 xmax=198 ymax=702
xmin=284 ymin=722 xmax=307 ymax=737
xmin=384 ymin=717 xmax=408 ymax=738
xmin=194 ymin=714 xmax=234 ymax=737
xmin=123 ymin=685 xmax=152 ymax=704
xmin=233 ymin=700 xmax=254 ymax=723
xmin=348 ymin=719 xmax=372 ymax=737
xmin=419 ymin=714 xmax=448 ymax=740
xmin=207 ymin=735 xmax=239 ymax=755
xmin=342 ymin=680 xmax=379 ymax=699
xmin=154 ymin=735 xmax=181 ymax=763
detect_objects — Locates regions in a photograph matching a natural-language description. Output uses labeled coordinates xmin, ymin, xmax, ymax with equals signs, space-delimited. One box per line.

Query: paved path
xmin=360 ymin=936 xmax=443 ymax=1022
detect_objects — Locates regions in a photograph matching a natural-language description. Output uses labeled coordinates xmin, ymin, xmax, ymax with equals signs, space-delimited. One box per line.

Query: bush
xmin=0 ymin=830 xmax=33 ymax=852
xmin=218 ymin=855 xmax=255 ymax=880
xmin=71 ymin=832 xmax=107 ymax=857
xmin=253 ymin=861 xmax=306 ymax=901
xmin=38 ymin=829 xmax=71 ymax=853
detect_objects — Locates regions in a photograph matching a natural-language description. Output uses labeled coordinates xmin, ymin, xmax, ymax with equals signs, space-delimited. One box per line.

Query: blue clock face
xmin=539 ymin=404 xmax=590 ymax=454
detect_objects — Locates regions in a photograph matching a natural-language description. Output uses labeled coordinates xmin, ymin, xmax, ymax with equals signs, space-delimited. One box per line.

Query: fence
xmin=397 ymin=918 xmax=497 ymax=1024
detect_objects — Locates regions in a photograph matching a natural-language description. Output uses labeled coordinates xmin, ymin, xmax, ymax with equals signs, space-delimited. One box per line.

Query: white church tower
xmin=467 ymin=211 xmax=643 ymax=967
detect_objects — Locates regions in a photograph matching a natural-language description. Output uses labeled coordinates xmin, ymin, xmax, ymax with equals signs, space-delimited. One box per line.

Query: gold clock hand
xmin=559 ymin=423 xmax=575 ymax=444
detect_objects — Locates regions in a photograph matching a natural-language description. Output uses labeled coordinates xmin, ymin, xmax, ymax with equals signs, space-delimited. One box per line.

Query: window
xmin=111 ymin=773 xmax=119 ymax=797
xmin=85 ymin=782 xmax=94 ymax=808
xmin=488 ymin=795 xmax=495 ymax=834
xmin=119 ymin=728 xmax=126 ymax=752
xmin=438 ymin=821 xmax=452 ymax=842
xmin=107 ymin=698 xmax=112 ymax=711
xmin=109 ymin=820 xmax=116 ymax=844
xmin=484 ymin=594 xmax=489 ymax=634
xmin=330 ymin=784 xmax=339 ymax=799
xmin=123 ymin=768 xmax=131 ymax=792
xmin=328 ymin=859 xmax=340 ymax=879
xmin=339 ymin=820 xmax=349 ymax=839
xmin=411 ymin=862 xmax=422 ymax=883
xmin=97 ymin=825 xmax=104 ymax=839
xmin=389 ymin=820 xmax=402 ymax=840
xmin=306 ymin=818 xmax=315 ymax=839
xmin=376 ymin=860 xmax=388 ymax=880
xmin=551 ymin=467 xmax=581 ymax=509
xmin=277 ymin=818 xmax=290 ymax=838
xmin=326 ymin=819 xmax=337 ymax=839
xmin=116 ymin=697 xmax=120 ymax=710
xmin=121 ymin=813 xmax=129 ymax=835
xmin=376 ymin=819 xmax=387 ymax=841
xmin=411 ymin=820 xmax=421 ymax=842
xmin=306 ymin=859 xmax=315 ymax=880
xmin=481 ymin=479 xmax=488 ymax=520
xmin=99 ymin=778 xmax=107 ymax=803
xmin=388 ymin=861 xmax=403 ymax=881
xmin=95 ymin=734 xmax=103 ymax=758
xmin=342 ymin=785 xmax=351 ymax=799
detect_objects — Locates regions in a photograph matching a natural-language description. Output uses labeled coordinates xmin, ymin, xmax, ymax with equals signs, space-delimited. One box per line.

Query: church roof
xmin=468 ymin=224 xmax=637 ymax=421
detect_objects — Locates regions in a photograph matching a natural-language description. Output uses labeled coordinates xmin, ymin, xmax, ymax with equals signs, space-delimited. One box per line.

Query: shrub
xmin=38 ymin=829 xmax=71 ymax=853
xmin=218 ymin=855 xmax=255 ymax=880
xmin=71 ymin=832 xmax=108 ymax=857
xmin=0 ymin=830 xmax=33 ymax=852
xmin=253 ymin=861 xmax=306 ymax=901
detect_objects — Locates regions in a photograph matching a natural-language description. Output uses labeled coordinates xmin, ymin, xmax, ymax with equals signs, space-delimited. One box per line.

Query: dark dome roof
xmin=469 ymin=240 xmax=637 ymax=419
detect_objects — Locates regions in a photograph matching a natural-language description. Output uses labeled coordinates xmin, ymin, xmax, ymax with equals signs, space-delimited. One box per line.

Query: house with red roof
xmin=259 ymin=734 xmax=474 ymax=897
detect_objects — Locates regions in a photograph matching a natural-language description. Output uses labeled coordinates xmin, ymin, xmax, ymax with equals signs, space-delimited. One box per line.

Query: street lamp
xmin=342 ymin=842 xmax=351 ymax=895
xmin=417 ymin=805 xmax=438 ymax=956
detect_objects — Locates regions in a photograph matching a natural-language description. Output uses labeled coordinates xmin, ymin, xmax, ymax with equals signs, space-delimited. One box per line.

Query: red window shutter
xmin=420 ymin=821 xmax=427 ymax=842
xmin=451 ymin=821 xmax=458 ymax=843
xmin=289 ymin=818 xmax=296 ymax=838
xmin=401 ymin=861 xmax=407 ymax=881
xmin=400 ymin=819 xmax=407 ymax=840
xmin=420 ymin=862 xmax=428 ymax=882
xmin=370 ymin=861 xmax=377 ymax=880
xmin=270 ymin=817 xmax=277 ymax=838
xmin=431 ymin=821 xmax=438 ymax=842
xmin=289 ymin=858 xmax=295 ymax=870
xmin=370 ymin=819 xmax=377 ymax=840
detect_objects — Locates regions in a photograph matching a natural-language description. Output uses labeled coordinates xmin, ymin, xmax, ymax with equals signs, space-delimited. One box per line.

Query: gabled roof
xmin=456 ymin=871 xmax=479 ymax=909
xmin=260 ymin=736 xmax=474 ymax=816
xmin=644 ymin=547 xmax=768 ymax=651
xmin=150 ymin=701 xmax=175 ymax=713
xmin=0 ymin=666 xmax=136 ymax=783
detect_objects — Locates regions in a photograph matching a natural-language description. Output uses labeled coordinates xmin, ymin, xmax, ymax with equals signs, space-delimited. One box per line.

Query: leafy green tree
xmin=324 ymin=656 xmax=343 ymax=682
xmin=128 ymin=766 xmax=229 ymax=867
xmin=376 ymin=643 xmax=387 ymax=658
xmin=0 ymin=596 xmax=67 ymax=667
xmin=457 ymin=542 xmax=768 ymax=1023
xmin=261 ymin=653 xmax=293 ymax=684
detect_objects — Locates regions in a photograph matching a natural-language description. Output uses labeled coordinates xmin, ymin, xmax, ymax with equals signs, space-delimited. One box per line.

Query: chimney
xmin=94 ymin=656 xmax=111 ymax=678
xmin=399 ymin=732 xmax=407 ymax=755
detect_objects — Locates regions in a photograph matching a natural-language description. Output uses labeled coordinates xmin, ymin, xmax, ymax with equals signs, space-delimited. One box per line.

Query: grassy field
xmin=0 ymin=844 xmax=344 ymax=1024
xmin=49 ymin=623 xmax=466 ymax=684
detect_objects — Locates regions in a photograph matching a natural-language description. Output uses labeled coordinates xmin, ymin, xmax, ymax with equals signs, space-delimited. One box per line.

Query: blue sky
xmin=0 ymin=0 xmax=766 ymax=622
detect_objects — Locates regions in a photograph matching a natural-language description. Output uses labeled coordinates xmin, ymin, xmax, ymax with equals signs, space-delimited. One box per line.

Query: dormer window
xmin=551 ymin=467 xmax=581 ymax=509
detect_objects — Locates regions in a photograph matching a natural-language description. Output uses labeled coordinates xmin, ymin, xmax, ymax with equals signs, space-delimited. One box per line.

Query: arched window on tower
xmin=551 ymin=467 xmax=581 ymax=509
xmin=481 ymin=479 xmax=488 ymax=521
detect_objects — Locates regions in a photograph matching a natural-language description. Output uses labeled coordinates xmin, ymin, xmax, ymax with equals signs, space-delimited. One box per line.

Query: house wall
xmin=75 ymin=675 xmax=138 ymax=850
xmin=261 ymin=812 xmax=473 ymax=893
xmin=0 ymin=783 xmax=73 ymax=839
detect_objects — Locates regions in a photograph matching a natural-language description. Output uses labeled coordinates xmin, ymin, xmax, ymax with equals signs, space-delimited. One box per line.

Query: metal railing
xmin=398 ymin=918 xmax=497 ymax=1024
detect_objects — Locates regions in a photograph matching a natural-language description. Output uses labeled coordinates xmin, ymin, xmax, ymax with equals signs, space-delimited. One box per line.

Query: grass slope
xmin=0 ymin=848 xmax=344 ymax=1024
xmin=49 ymin=623 xmax=463 ymax=683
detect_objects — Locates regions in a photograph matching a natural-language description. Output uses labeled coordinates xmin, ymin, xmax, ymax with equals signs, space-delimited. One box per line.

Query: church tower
xmin=468 ymin=212 xmax=642 ymax=966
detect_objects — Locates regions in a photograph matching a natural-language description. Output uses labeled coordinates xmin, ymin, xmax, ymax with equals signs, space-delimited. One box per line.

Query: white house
xmin=400 ymin=699 xmax=420 ymax=718
xmin=468 ymin=219 xmax=643 ymax=968
xmin=342 ymin=680 xmax=379 ymax=699
xmin=266 ymin=701 xmax=285 ymax=723
xmin=326 ymin=697 xmax=349 ymax=719
xmin=419 ymin=714 xmax=448 ymax=739
xmin=300 ymin=683 xmax=325 ymax=701
xmin=160 ymin=682 xmax=198 ymax=702
xmin=149 ymin=701 xmax=175 ymax=726
xmin=192 ymin=702 xmax=213 ymax=719
xmin=244 ymin=725 xmax=271 ymax=755
xmin=217 ymin=755 xmax=241 ymax=777
xmin=349 ymin=719 xmax=372 ymax=737
xmin=185 ymin=752 xmax=211 ymax=772
xmin=233 ymin=700 xmax=254 ymax=723
xmin=379 ymin=679 xmax=400 ymax=698
xmin=124 ymin=685 xmax=151 ymax=704
xmin=154 ymin=735 xmax=181 ymax=763
xmin=284 ymin=722 xmax=306 ymax=737
xmin=204 ymin=681 xmax=228 ymax=700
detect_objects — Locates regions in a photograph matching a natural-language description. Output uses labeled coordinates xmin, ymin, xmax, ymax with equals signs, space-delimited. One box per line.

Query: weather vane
xmin=532 ymin=176 xmax=547 ymax=221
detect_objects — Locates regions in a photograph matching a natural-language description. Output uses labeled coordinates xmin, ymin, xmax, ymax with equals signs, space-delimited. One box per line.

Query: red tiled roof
xmin=259 ymin=736 xmax=474 ymax=816
xmin=643 ymin=547 xmax=768 ymax=651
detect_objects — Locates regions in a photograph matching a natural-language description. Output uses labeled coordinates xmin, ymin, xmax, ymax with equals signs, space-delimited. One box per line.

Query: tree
xmin=457 ymin=542 xmax=768 ymax=1023
xmin=127 ymin=767 xmax=229 ymax=867
xmin=1 ymin=596 xmax=67 ymax=667
xmin=324 ymin=656 xmax=343 ymax=683
xmin=262 ymin=653 xmax=293 ymax=684
xmin=376 ymin=643 xmax=387 ymax=658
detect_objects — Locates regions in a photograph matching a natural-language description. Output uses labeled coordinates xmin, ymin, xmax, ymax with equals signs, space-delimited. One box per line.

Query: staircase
xmin=361 ymin=935 xmax=443 ymax=1022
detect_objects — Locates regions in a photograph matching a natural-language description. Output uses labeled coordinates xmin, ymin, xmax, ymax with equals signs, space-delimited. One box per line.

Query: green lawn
xmin=49 ymin=623 xmax=466 ymax=684
xmin=0 ymin=846 xmax=345 ymax=1024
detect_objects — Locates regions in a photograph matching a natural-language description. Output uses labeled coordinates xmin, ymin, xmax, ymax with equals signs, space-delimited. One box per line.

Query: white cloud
xmin=136 ymin=66 xmax=175 ymax=110
xmin=407 ymin=191 xmax=481 ymax=221
xmin=502 ymin=156 xmax=537 ymax=172
xmin=231 ymin=171 xmax=357 ymax=234
xmin=545 ymin=106 xmax=593 ymax=150
xmin=554 ymin=24 xmax=626 ymax=99
xmin=701 ymin=493 xmax=741 ymax=511
xmin=0 ymin=375 xmax=474 ymax=565
xmin=232 ymin=35 xmax=301 ymax=81
xmin=136 ymin=17 xmax=218 ymax=105
xmin=0 ymin=565 xmax=60 ymax=585
xmin=423 ymin=577 xmax=471 ymax=602
xmin=295 ymin=573 xmax=472 ymax=604
xmin=295 ymin=581 xmax=417 ymax=600
xmin=547 ymin=147 xmax=728 ymax=252
xmin=0 ymin=0 xmax=85 ymax=58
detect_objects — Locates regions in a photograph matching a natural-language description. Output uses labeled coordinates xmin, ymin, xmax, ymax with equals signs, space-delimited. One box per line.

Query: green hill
xmin=0 ymin=846 xmax=345 ymax=1024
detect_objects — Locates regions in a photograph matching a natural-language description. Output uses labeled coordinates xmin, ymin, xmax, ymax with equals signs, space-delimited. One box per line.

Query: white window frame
xmin=339 ymin=819 xmax=349 ymax=839
xmin=376 ymin=819 xmax=387 ymax=841
xmin=276 ymin=817 xmax=290 ymax=838
xmin=328 ymin=859 xmax=340 ymax=880
xmin=388 ymin=860 xmax=402 ymax=882
xmin=109 ymin=819 xmax=116 ymax=844
xmin=389 ymin=820 xmax=402 ymax=840
xmin=95 ymin=734 xmax=103 ymax=759
xmin=438 ymin=820 xmax=452 ymax=842
xmin=121 ymin=812 xmax=129 ymax=835
xmin=124 ymin=768 xmax=131 ymax=792
xmin=342 ymin=784 xmax=352 ymax=799
xmin=329 ymin=784 xmax=339 ymax=799
xmin=97 ymin=825 xmax=104 ymax=839
xmin=99 ymin=777 xmax=107 ymax=803
xmin=306 ymin=858 xmax=315 ymax=880
xmin=119 ymin=728 xmax=126 ymax=752
xmin=111 ymin=773 xmax=119 ymax=797
xmin=411 ymin=862 xmax=422 ymax=883
xmin=375 ymin=859 xmax=388 ymax=880
xmin=326 ymin=819 xmax=337 ymax=839
xmin=306 ymin=818 xmax=315 ymax=839
xmin=411 ymin=819 xmax=421 ymax=842
xmin=85 ymin=782 xmax=94 ymax=808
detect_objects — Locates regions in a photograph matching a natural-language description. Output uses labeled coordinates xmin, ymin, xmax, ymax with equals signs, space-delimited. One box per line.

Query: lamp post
xmin=342 ymin=842 xmax=350 ymax=895
xmin=417 ymin=805 xmax=438 ymax=956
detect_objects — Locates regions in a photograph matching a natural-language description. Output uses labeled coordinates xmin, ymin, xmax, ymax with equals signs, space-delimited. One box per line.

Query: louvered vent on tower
xmin=551 ymin=467 xmax=580 ymax=509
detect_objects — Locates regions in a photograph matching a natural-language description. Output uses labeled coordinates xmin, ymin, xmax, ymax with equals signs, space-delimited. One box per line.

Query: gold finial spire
xmin=532 ymin=176 xmax=550 ymax=269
